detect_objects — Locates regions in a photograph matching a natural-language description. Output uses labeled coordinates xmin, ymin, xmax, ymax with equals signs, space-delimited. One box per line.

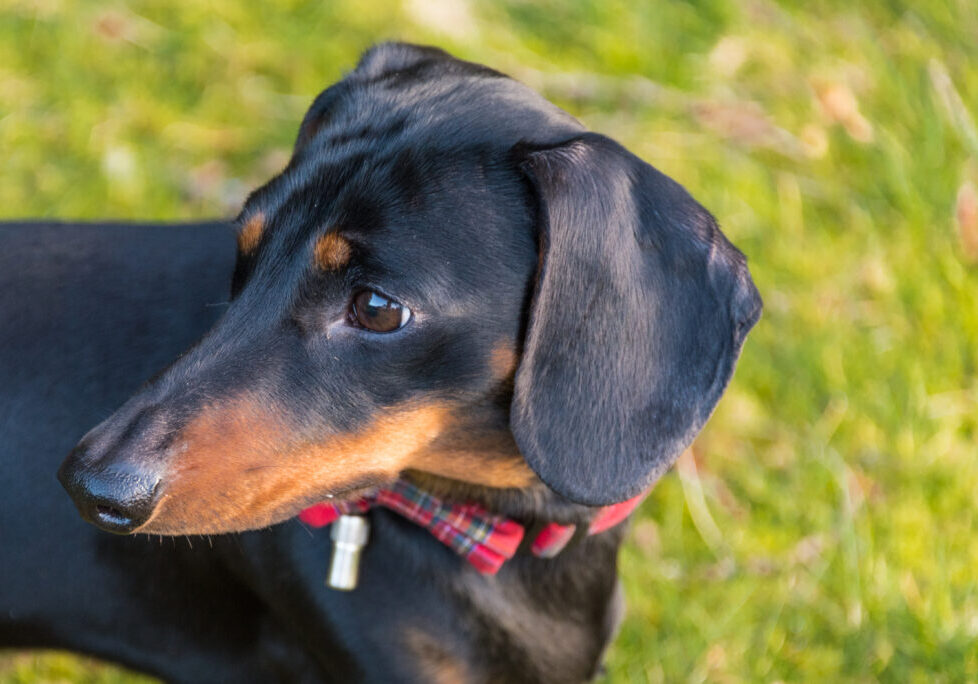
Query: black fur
xmin=0 ymin=43 xmax=760 ymax=682
xmin=512 ymin=134 xmax=761 ymax=505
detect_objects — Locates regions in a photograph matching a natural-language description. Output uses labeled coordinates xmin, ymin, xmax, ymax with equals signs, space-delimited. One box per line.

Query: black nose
xmin=58 ymin=447 xmax=161 ymax=534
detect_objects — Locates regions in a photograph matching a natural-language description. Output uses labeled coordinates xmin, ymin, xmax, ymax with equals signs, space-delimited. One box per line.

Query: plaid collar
xmin=299 ymin=478 xmax=647 ymax=575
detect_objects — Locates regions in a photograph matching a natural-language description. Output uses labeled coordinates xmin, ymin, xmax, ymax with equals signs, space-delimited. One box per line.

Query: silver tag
xmin=326 ymin=514 xmax=370 ymax=591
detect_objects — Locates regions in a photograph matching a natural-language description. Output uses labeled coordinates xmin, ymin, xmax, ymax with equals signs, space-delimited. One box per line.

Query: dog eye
xmin=350 ymin=290 xmax=411 ymax=332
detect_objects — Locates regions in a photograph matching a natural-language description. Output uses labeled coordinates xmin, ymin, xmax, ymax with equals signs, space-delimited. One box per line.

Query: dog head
xmin=59 ymin=43 xmax=760 ymax=534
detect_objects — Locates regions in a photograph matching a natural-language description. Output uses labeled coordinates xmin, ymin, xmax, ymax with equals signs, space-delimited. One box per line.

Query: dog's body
xmin=0 ymin=222 xmax=626 ymax=681
xmin=1 ymin=44 xmax=760 ymax=682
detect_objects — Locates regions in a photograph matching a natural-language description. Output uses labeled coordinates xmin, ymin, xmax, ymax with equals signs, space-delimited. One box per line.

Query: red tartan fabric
xmin=299 ymin=479 xmax=647 ymax=574
xmin=300 ymin=479 xmax=523 ymax=574
xmin=529 ymin=491 xmax=647 ymax=558
xmin=529 ymin=522 xmax=576 ymax=558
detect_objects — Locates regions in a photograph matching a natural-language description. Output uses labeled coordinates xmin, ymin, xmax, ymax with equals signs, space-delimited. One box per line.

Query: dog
xmin=0 ymin=43 xmax=761 ymax=682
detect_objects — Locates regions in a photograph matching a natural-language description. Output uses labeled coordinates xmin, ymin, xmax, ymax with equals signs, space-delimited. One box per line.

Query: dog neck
xmin=402 ymin=469 xmax=597 ymax=529
xmin=399 ymin=397 xmax=598 ymax=528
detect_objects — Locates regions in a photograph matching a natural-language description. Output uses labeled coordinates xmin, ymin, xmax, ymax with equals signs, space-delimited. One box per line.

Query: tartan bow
xmin=299 ymin=478 xmax=524 ymax=574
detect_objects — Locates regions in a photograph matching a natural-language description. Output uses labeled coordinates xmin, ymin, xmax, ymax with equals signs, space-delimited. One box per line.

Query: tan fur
xmin=140 ymin=398 xmax=452 ymax=534
xmin=314 ymin=232 xmax=352 ymax=271
xmin=139 ymin=394 xmax=535 ymax=534
xmin=237 ymin=212 xmax=265 ymax=255
xmin=403 ymin=627 xmax=472 ymax=684
xmin=413 ymin=424 xmax=535 ymax=489
xmin=488 ymin=342 xmax=518 ymax=379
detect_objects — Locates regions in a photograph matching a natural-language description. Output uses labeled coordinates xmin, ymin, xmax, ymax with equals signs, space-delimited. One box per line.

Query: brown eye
xmin=350 ymin=290 xmax=411 ymax=332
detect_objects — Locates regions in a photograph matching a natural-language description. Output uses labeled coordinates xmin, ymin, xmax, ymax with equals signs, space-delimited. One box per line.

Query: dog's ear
xmin=295 ymin=44 xmax=453 ymax=152
xmin=511 ymin=133 xmax=762 ymax=506
xmin=352 ymin=42 xmax=452 ymax=78
xmin=294 ymin=85 xmax=344 ymax=152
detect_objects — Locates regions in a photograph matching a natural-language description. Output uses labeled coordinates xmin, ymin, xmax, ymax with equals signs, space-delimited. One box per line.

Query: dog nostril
xmin=59 ymin=455 xmax=161 ymax=534
xmin=86 ymin=489 xmax=156 ymax=534
xmin=95 ymin=504 xmax=129 ymax=524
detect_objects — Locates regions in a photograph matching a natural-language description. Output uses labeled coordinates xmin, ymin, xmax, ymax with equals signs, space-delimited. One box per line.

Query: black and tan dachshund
xmin=0 ymin=43 xmax=761 ymax=682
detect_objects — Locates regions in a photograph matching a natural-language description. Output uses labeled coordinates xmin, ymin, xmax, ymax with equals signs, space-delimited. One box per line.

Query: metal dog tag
xmin=326 ymin=514 xmax=370 ymax=591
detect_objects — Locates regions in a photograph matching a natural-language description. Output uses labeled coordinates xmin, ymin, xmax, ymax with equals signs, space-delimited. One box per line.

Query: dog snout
xmin=58 ymin=447 xmax=162 ymax=534
xmin=58 ymin=404 xmax=173 ymax=534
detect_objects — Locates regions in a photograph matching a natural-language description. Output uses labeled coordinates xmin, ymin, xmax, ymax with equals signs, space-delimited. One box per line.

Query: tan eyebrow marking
xmin=237 ymin=211 xmax=265 ymax=255
xmin=489 ymin=341 xmax=519 ymax=379
xmin=314 ymin=232 xmax=353 ymax=271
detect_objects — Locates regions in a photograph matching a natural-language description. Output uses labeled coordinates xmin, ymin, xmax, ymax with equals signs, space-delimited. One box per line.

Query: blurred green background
xmin=1 ymin=0 xmax=977 ymax=681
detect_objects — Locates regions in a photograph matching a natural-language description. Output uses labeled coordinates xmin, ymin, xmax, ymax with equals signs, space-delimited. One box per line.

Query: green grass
xmin=2 ymin=0 xmax=977 ymax=681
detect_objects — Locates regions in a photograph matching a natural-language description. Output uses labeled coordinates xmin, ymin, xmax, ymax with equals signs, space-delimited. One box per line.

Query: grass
xmin=1 ymin=0 xmax=976 ymax=681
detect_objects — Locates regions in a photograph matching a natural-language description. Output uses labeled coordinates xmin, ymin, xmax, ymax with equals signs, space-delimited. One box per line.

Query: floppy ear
xmin=295 ymin=43 xmax=456 ymax=152
xmin=511 ymin=133 xmax=762 ymax=506
xmin=294 ymin=85 xmax=344 ymax=152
